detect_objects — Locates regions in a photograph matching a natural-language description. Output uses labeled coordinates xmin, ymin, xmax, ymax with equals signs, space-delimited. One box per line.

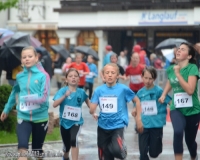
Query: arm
xmin=159 ymin=80 xmax=172 ymax=103
xmin=1 ymin=83 xmax=20 ymax=121
xmin=89 ymin=103 xmax=98 ymax=114
xmin=3 ymin=83 xmax=20 ymax=114
xmin=132 ymin=96 xmax=143 ymax=133
xmin=53 ymin=90 xmax=71 ymax=108
xmin=176 ymin=75 xmax=197 ymax=95
xmin=83 ymin=63 xmax=90 ymax=75
xmin=85 ymin=98 xmax=90 ymax=108
xmin=174 ymin=65 xmax=197 ymax=95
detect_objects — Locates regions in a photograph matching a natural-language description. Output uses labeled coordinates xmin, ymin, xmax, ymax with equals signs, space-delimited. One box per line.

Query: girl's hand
xmin=158 ymin=95 xmax=165 ymax=104
xmin=1 ymin=112 xmax=8 ymax=122
xmin=131 ymin=108 xmax=137 ymax=117
xmin=65 ymin=90 xmax=71 ymax=97
xmin=173 ymin=65 xmax=180 ymax=75
xmin=93 ymin=113 xmax=98 ymax=120
xmin=136 ymin=119 xmax=143 ymax=133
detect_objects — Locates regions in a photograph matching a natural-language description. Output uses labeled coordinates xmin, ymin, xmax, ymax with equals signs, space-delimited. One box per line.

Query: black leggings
xmin=60 ymin=125 xmax=81 ymax=152
xmin=84 ymin=82 xmax=93 ymax=99
xmin=139 ymin=128 xmax=163 ymax=160
xmin=17 ymin=120 xmax=48 ymax=156
xmin=170 ymin=110 xmax=200 ymax=158
xmin=97 ymin=127 xmax=127 ymax=160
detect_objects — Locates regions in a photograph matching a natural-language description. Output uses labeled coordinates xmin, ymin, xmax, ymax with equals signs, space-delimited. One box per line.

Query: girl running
xmin=137 ymin=66 xmax=171 ymax=160
xmin=53 ymin=68 xmax=90 ymax=160
xmin=1 ymin=46 xmax=50 ymax=160
xmin=159 ymin=42 xmax=200 ymax=160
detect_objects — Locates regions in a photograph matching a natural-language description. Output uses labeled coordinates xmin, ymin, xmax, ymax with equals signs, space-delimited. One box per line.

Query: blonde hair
xmin=21 ymin=46 xmax=37 ymax=56
xmin=75 ymin=53 xmax=83 ymax=58
xmin=102 ymin=63 xmax=119 ymax=75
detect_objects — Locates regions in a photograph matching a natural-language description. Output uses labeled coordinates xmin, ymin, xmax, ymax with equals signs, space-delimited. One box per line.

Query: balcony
xmin=54 ymin=0 xmax=200 ymax=12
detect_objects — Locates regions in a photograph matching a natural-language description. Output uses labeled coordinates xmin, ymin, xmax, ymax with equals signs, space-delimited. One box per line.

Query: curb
xmin=0 ymin=140 xmax=63 ymax=148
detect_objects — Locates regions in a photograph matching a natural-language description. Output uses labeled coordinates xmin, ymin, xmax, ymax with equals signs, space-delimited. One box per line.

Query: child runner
xmin=85 ymin=55 xmax=98 ymax=99
xmin=126 ymin=53 xmax=145 ymax=133
xmin=62 ymin=57 xmax=72 ymax=74
xmin=53 ymin=68 xmax=90 ymax=160
xmin=137 ymin=66 xmax=171 ymax=160
xmin=69 ymin=53 xmax=90 ymax=88
xmin=90 ymin=63 xmax=143 ymax=160
xmin=1 ymin=46 xmax=50 ymax=160
xmin=159 ymin=42 xmax=200 ymax=160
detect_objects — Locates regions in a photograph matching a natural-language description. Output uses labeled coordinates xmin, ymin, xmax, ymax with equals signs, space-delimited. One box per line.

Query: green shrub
xmin=0 ymin=85 xmax=17 ymax=133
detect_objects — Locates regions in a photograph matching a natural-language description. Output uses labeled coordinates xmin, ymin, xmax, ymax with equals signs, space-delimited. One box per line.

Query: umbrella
xmin=0 ymin=33 xmax=41 ymax=48
xmin=161 ymin=49 xmax=174 ymax=62
xmin=50 ymin=44 xmax=70 ymax=59
xmin=0 ymin=32 xmax=31 ymax=70
xmin=35 ymin=46 xmax=51 ymax=57
xmin=155 ymin=38 xmax=188 ymax=50
xmin=0 ymin=28 xmax=14 ymax=38
xmin=75 ymin=46 xmax=99 ymax=60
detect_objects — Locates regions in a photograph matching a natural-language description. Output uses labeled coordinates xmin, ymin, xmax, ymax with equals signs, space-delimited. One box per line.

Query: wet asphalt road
xmin=0 ymin=78 xmax=200 ymax=160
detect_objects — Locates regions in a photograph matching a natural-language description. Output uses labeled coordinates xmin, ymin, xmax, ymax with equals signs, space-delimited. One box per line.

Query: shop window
xmin=133 ymin=32 xmax=147 ymax=48
xmin=34 ymin=30 xmax=59 ymax=60
xmin=77 ymin=31 xmax=98 ymax=52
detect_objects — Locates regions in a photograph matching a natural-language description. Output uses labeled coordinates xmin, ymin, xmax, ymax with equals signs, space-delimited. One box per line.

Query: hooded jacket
xmin=3 ymin=62 xmax=50 ymax=121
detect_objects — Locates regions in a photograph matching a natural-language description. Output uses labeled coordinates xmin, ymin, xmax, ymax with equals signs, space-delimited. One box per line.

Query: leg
xmin=32 ymin=121 xmax=48 ymax=158
xmin=184 ymin=113 xmax=200 ymax=159
xmin=149 ymin=128 xmax=163 ymax=158
xmin=108 ymin=128 xmax=127 ymax=160
xmin=88 ymin=82 xmax=93 ymax=99
xmin=170 ymin=110 xmax=186 ymax=160
xmin=97 ymin=126 xmax=114 ymax=160
xmin=17 ymin=120 xmax=32 ymax=160
xmin=60 ymin=126 xmax=71 ymax=159
xmin=70 ymin=125 xmax=82 ymax=160
xmin=138 ymin=128 xmax=150 ymax=160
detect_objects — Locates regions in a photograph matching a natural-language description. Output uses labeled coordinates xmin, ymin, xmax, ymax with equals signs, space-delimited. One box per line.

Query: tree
xmin=0 ymin=0 xmax=19 ymax=11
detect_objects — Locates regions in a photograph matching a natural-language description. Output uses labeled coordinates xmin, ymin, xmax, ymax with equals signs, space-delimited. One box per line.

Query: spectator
xmin=103 ymin=45 xmax=113 ymax=66
xmin=36 ymin=48 xmax=53 ymax=79
xmin=118 ymin=51 xmax=128 ymax=70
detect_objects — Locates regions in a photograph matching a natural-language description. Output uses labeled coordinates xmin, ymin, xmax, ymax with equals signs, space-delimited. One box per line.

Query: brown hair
xmin=142 ymin=66 xmax=157 ymax=80
xmin=21 ymin=46 xmax=37 ymax=56
xmin=65 ymin=68 xmax=80 ymax=85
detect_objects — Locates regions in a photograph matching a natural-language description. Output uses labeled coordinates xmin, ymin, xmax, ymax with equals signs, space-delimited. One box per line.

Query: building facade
xmin=2 ymin=0 xmax=200 ymax=72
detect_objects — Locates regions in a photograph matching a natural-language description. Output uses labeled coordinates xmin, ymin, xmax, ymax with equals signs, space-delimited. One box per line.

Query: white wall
xmin=8 ymin=0 xmax=60 ymax=23
xmin=0 ymin=10 xmax=8 ymax=28
xmin=59 ymin=9 xmax=194 ymax=28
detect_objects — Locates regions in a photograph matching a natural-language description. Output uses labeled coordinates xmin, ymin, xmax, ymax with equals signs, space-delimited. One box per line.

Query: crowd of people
xmin=0 ymin=42 xmax=200 ymax=160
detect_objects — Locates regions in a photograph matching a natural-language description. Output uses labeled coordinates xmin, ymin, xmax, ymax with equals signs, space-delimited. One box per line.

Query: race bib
xmin=62 ymin=106 xmax=81 ymax=121
xmin=86 ymin=72 xmax=94 ymax=78
xmin=99 ymin=97 xmax=117 ymax=113
xmin=79 ymin=70 xmax=84 ymax=77
xmin=20 ymin=94 xmax=40 ymax=111
xmin=141 ymin=100 xmax=158 ymax=115
xmin=130 ymin=75 xmax=142 ymax=84
xmin=174 ymin=92 xmax=193 ymax=108
xmin=54 ymin=68 xmax=62 ymax=74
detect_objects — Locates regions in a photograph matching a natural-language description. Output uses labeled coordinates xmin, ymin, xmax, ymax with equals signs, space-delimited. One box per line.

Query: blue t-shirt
xmin=91 ymin=83 xmax=135 ymax=130
xmin=86 ymin=63 xmax=98 ymax=83
xmin=53 ymin=86 xmax=88 ymax=129
xmin=137 ymin=85 xmax=171 ymax=128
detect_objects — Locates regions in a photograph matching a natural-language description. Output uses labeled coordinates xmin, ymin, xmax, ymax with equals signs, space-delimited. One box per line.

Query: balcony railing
xmin=54 ymin=0 xmax=200 ymax=12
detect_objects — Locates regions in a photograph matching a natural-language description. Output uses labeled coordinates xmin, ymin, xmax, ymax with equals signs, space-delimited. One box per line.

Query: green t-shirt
xmin=167 ymin=63 xmax=200 ymax=116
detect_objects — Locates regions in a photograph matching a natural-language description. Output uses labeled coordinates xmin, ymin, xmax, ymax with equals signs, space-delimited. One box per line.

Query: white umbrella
xmin=161 ymin=49 xmax=174 ymax=62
